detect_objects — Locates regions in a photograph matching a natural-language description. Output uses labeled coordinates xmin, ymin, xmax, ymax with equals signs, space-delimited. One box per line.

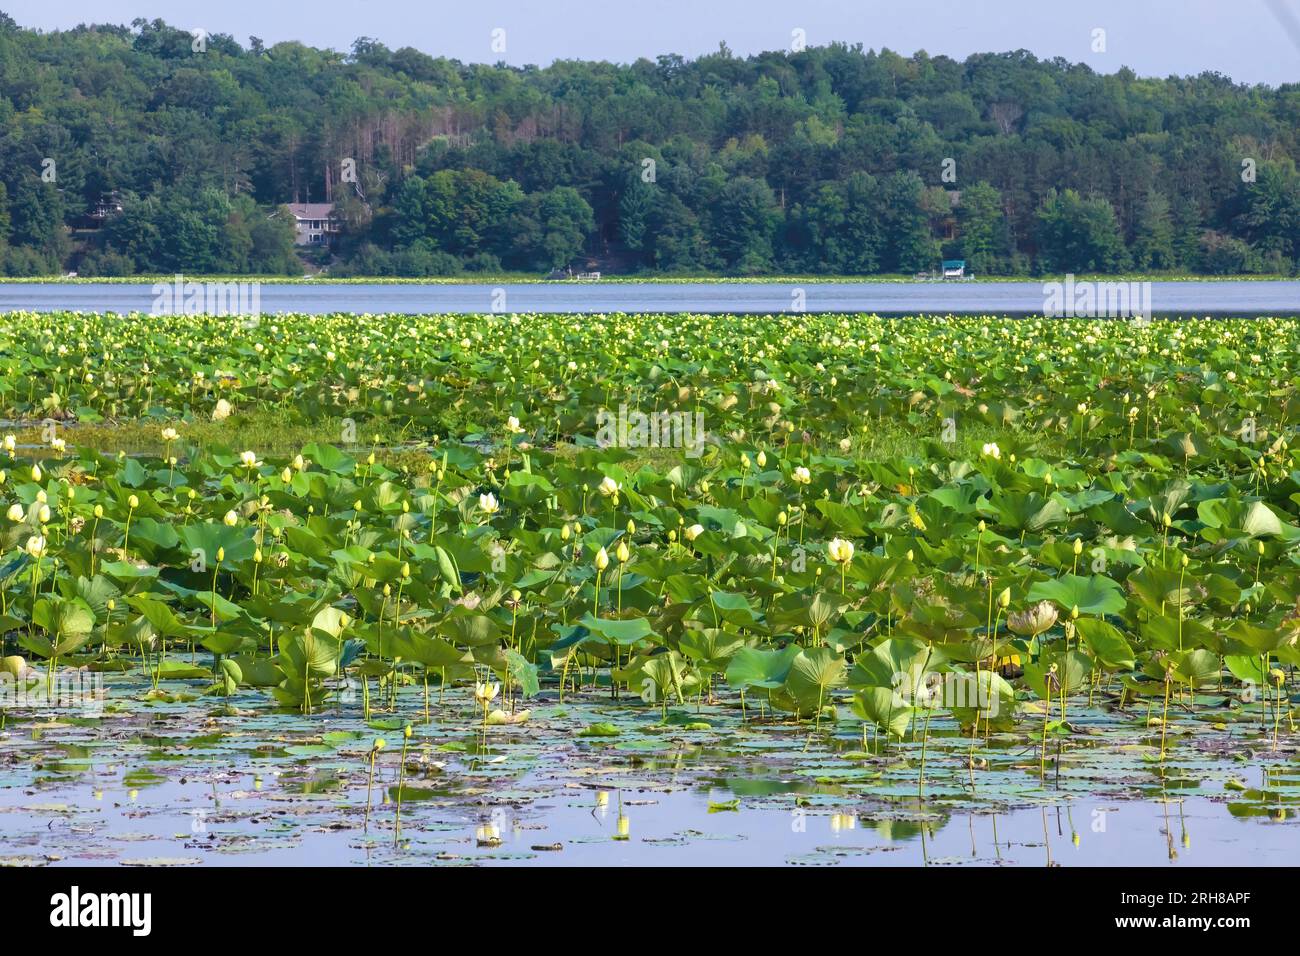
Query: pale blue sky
xmin=4 ymin=0 xmax=1299 ymax=85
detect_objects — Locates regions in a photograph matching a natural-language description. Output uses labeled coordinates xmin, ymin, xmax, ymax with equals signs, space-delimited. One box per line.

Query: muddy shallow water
xmin=2 ymin=660 xmax=1297 ymax=867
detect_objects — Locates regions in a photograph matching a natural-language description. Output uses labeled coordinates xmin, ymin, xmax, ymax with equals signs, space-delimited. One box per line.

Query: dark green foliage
xmin=0 ymin=20 xmax=1296 ymax=276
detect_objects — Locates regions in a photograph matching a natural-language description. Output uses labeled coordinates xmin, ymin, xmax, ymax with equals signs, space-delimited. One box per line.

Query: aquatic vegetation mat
xmin=1 ymin=310 xmax=1299 ymax=865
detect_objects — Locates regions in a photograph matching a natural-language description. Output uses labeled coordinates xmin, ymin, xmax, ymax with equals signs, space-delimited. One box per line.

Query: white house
xmin=286 ymin=203 xmax=339 ymax=245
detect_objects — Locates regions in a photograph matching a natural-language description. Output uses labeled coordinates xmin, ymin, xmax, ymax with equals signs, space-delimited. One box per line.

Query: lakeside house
xmin=942 ymin=259 xmax=967 ymax=279
xmin=286 ymin=203 xmax=340 ymax=245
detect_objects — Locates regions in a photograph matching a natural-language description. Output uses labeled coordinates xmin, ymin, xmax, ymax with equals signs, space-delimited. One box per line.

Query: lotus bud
xmin=94 ymin=504 xmax=104 ymax=518
xmin=128 ymin=494 xmax=139 ymax=509
xmin=216 ymin=547 xmax=225 ymax=563
xmin=595 ymin=546 xmax=610 ymax=572
xmin=616 ymin=541 xmax=630 ymax=564
xmin=997 ymin=587 xmax=1011 ymax=609
xmin=1073 ymin=538 xmax=1083 ymax=556
xmin=1070 ymin=605 xmax=1079 ymax=620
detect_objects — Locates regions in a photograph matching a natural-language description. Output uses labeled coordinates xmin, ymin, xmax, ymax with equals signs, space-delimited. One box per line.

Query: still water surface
xmin=0 ymin=280 xmax=1296 ymax=315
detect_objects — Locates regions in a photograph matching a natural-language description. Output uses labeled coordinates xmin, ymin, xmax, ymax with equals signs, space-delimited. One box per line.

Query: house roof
xmin=287 ymin=203 xmax=335 ymax=219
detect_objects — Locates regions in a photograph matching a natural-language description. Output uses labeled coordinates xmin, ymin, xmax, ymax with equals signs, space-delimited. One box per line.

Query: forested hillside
xmin=1 ymin=12 xmax=1298 ymax=277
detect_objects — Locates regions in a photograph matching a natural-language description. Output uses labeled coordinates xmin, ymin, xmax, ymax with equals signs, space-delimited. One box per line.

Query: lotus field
xmin=2 ymin=308 xmax=1299 ymax=865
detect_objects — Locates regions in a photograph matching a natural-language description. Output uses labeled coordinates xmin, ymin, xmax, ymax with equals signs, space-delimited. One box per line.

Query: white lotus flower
xmin=478 ymin=492 xmax=499 ymax=515
xmin=827 ymin=537 xmax=855 ymax=564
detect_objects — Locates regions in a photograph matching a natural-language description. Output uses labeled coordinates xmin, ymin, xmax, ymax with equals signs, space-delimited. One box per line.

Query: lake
xmin=2 ymin=659 xmax=1294 ymax=868
xmin=0 ymin=279 xmax=1297 ymax=315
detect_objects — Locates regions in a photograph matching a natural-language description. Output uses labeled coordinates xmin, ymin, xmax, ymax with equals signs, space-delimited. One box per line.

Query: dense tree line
xmin=0 ymin=12 xmax=1298 ymax=277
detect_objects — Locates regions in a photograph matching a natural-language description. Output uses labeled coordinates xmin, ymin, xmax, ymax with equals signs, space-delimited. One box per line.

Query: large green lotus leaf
xmin=1138 ymin=614 xmax=1215 ymax=653
xmin=231 ymin=655 xmax=284 ymax=687
xmin=702 ymin=591 xmax=761 ymax=626
xmin=637 ymin=651 xmax=687 ymax=704
xmin=503 ymin=648 xmax=540 ymax=697
xmin=848 ymin=636 xmax=940 ymax=696
xmin=1027 ymin=573 xmax=1125 ymax=615
xmin=31 ymin=597 xmax=95 ymax=655
xmin=580 ymin=613 xmax=656 ymax=646
xmin=782 ymin=646 xmax=846 ymax=711
xmin=388 ymin=631 xmax=467 ymax=668
xmin=1197 ymin=498 xmax=1285 ymax=537
xmin=679 ymin=627 xmax=745 ymax=667
xmin=725 ymin=644 xmax=801 ymax=690
xmin=278 ymin=628 xmax=339 ymax=679
xmin=310 ymin=606 xmax=349 ymax=638
xmin=1171 ymin=648 xmax=1219 ymax=687
xmin=814 ymin=501 xmax=869 ymax=536
xmin=851 ymin=686 xmax=914 ymax=738
xmin=127 ymin=595 xmax=192 ymax=639
xmin=1073 ymin=617 xmax=1136 ymax=670
xmin=987 ymin=492 xmax=1067 ymax=532
xmin=200 ymin=632 xmax=245 ymax=655
xmin=1023 ymin=648 xmax=1092 ymax=699
xmin=1227 ymin=619 xmax=1292 ymax=653
xmin=947 ymin=670 xmax=1017 ymax=726
xmin=301 ymin=442 xmax=357 ymax=474
xmin=438 ymin=609 xmax=501 ymax=646
xmin=1225 ymin=654 xmax=1268 ymax=686
xmin=177 ymin=522 xmax=256 ymax=564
